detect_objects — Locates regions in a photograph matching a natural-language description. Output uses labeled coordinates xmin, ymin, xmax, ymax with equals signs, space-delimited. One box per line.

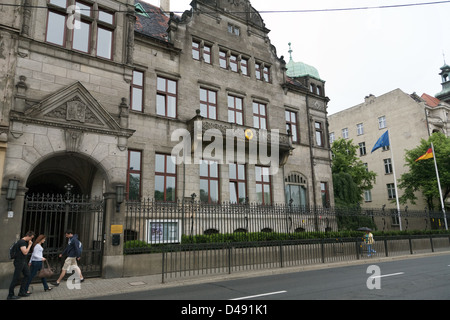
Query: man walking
xmin=7 ymin=231 xmax=35 ymax=300
xmin=52 ymin=230 xmax=84 ymax=286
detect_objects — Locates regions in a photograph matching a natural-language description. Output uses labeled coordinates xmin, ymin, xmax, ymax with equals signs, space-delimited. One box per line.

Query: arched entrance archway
xmin=22 ymin=153 xmax=107 ymax=278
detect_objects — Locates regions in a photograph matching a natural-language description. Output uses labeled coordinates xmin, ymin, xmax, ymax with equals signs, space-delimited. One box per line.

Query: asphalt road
xmin=91 ymin=254 xmax=450 ymax=301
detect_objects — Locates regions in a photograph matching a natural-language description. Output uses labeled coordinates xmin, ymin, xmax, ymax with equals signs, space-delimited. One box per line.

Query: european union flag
xmin=371 ymin=130 xmax=390 ymax=153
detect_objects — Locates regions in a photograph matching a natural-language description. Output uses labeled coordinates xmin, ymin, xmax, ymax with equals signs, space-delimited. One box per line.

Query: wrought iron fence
xmin=124 ymin=199 xmax=448 ymax=254
xmin=160 ymin=235 xmax=450 ymax=281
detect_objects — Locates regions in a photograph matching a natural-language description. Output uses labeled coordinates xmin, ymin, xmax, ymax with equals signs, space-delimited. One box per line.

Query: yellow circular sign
xmin=245 ymin=129 xmax=254 ymax=140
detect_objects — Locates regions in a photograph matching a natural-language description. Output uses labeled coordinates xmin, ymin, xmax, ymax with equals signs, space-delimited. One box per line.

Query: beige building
xmin=328 ymin=69 xmax=450 ymax=211
xmin=0 ymin=0 xmax=333 ymax=286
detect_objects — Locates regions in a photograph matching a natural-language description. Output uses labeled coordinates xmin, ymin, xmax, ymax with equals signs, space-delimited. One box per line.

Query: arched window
xmin=285 ymin=172 xmax=308 ymax=207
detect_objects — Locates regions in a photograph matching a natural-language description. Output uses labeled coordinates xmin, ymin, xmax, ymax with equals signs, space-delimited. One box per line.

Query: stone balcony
xmin=186 ymin=111 xmax=293 ymax=166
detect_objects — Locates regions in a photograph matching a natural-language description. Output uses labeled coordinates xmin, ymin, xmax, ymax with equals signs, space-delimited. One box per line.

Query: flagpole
xmin=389 ymin=132 xmax=402 ymax=231
xmin=431 ymin=142 xmax=448 ymax=230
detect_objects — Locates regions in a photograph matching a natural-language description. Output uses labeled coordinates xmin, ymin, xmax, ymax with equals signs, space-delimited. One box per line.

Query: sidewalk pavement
xmin=2 ymin=251 xmax=449 ymax=300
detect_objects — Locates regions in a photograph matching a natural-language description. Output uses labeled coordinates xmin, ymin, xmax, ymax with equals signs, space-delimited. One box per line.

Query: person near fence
xmin=364 ymin=230 xmax=376 ymax=256
xmin=52 ymin=230 xmax=84 ymax=286
xmin=7 ymin=231 xmax=35 ymax=300
xmin=25 ymin=234 xmax=53 ymax=293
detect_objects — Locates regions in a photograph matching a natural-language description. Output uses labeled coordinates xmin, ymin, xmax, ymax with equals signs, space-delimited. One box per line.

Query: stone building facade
xmin=0 ymin=0 xmax=333 ymax=285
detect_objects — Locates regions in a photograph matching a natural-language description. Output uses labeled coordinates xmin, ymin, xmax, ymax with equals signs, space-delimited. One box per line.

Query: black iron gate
xmin=22 ymin=190 xmax=105 ymax=279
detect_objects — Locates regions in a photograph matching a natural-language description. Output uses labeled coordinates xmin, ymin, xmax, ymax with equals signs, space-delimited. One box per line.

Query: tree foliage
xmin=331 ymin=138 xmax=377 ymax=207
xmin=398 ymin=132 xmax=450 ymax=210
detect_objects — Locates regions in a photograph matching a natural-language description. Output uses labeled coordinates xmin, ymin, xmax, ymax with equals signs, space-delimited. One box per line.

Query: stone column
xmin=101 ymin=190 xmax=125 ymax=278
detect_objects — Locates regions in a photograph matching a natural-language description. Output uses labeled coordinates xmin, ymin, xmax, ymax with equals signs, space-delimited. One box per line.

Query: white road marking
xmin=371 ymin=272 xmax=405 ymax=279
xmin=230 ymin=290 xmax=287 ymax=300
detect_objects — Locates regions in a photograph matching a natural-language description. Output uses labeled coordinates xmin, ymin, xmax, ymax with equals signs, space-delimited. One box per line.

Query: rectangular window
xmin=364 ymin=189 xmax=372 ymax=202
xmin=192 ymin=41 xmax=200 ymax=60
xmin=228 ymin=95 xmax=243 ymax=125
xmin=97 ymin=27 xmax=113 ymax=59
xmin=315 ymin=122 xmax=324 ymax=147
xmin=255 ymin=166 xmax=271 ymax=205
xmin=127 ymin=150 xmax=142 ymax=200
xmin=241 ymin=58 xmax=249 ymax=76
xmin=255 ymin=63 xmax=262 ymax=80
xmin=199 ymin=160 xmax=219 ymax=203
xmin=387 ymin=183 xmax=396 ymax=199
xmin=320 ymin=182 xmax=329 ymax=207
xmin=384 ymin=158 xmax=393 ymax=174
xmin=131 ymin=70 xmax=144 ymax=112
xmin=155 ymin=153 xmax=177 ymax=202
xmin=285 ymin=110 xmax=298 ymax=143
xmin=359 ymin=142 xmax=366 ymax=156
xmin=200 ymin=88 xmax=217 ymax=120
xmin=203 ymin=44 xmax=212 ymax=64
xmin=72 ymin=2 xmax=92 ymax=53
xmin=342 ymin=128 xmax=348 ymax=139
xmin=72 ymin=19 xmax=90 ymax=52
xmin=357 ymin=123 xmax=364 ymax=135
xmin=156 ymin=76 xmax=177 ymax=118
xmin=378 ymin=116 xmax=387 ymax=129
xmin=263 ymin=66 xmax=270 ymax=82
xmin=46 ymin=11 xmax=66 ymax=45
xmin=329 ymin=132 xmax=335 ymax=144
xmin=229 ymin=163 xmax=246 ymax=204
xmin=230 ymin=54 xmax=238 ymax=72
xmin=46 ymin=1 xmax=115 ymax=59
xmin=96 ymin=9 xmax=114 ymax=59
xmin=253 ymin=102 xmax=267 ymax=129
xmin=219 ymin=50 xmax=227 ymax=69
xmin=228 ymin=24 xmax=240 ymax=36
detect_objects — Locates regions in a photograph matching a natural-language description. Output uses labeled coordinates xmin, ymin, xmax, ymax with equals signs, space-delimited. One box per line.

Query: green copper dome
xmin=286 ymin=59 xmax=322 ymax=80
xmin=285 ymin=43 xmax=322 ymax=80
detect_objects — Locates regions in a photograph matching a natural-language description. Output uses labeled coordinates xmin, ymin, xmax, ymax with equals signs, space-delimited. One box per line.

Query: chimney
xmin=160 ymin=0 xmax=170 ymax=12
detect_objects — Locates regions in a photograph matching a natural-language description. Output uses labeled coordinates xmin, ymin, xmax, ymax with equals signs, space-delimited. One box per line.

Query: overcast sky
xmin=146 ymin=0 xmax=450 ymax=115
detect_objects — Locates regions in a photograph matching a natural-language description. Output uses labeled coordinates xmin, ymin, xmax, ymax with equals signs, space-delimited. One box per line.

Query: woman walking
xmin=25 ymin=234 xmax=52 ymax=293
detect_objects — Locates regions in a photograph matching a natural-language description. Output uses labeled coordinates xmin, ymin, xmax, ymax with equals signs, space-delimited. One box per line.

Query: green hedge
xmin=124 ymin=229 xmax=450 ymax=251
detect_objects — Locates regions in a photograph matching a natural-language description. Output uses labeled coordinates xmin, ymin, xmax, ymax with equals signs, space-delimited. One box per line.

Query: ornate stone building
xmin=0 ymin=0 xmax=333 ymax=284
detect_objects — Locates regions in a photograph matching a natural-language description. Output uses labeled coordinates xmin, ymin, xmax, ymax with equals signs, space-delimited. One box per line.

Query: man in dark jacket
xmin=52 ymin=230 xmax=84 ymax=286
xmin=7 ymin=231 xmax=35 ymax=299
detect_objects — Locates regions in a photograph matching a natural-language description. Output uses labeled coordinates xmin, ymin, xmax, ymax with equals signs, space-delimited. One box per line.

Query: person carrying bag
xmin=25 ymin=234 xmax=53 ymax=293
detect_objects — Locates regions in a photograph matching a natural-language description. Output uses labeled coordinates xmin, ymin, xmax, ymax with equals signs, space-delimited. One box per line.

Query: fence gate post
xmin=355 ymin=238 xmax=360 ymax=260
xmin=384 ymin=238 xmax=389 ymax=257
xmin=161 ymin=250 xmax=165 ymax=284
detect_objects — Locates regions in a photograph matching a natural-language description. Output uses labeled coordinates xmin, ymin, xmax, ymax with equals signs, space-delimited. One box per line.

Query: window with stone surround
xmin=199 ymin=160 xmax=220 ymax=204
xmin=229 ymin=163 xmax=246 ymax=204
xmin=228 ymin=95 xmax=243 ymax=125
xmin=200 ymin=88 xmax=217 ymax=120
xmin=285 ymin=110 xmax=298 ymax=143
xmin=255 ymin=166 xmax=271 ymax=205
xmin=253 ymin=102 xmax=267 ymax=130
xmin=131 ymin=70 xmax=144 ymax=112
xmin=127 ymin=150 xmax=142 ymax=200
xmin=156 ymin=76 xmax=177 ymax=118
xmin=45 ymin=0 xmax=115 ymax=60
xmin=155 ymin=153 xmax=177 ymax=202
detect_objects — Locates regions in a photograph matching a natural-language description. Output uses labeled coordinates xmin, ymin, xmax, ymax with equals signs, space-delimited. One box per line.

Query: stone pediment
xmin=12 ymin=82 xmax=132 ymax=138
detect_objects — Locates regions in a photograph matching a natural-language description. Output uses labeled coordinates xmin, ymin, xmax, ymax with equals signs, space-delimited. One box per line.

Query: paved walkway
xmin=2 ymin=251 xmax=448 ymax=300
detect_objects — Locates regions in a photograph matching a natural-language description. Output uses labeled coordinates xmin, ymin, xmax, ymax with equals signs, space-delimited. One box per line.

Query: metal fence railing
xmin=160 ymin=235 xmax=450 ymax=282
xmin=124 ymin=199 xmax=448 ymax=250
xmin=121 ymin=199 xmax=449 ymax=282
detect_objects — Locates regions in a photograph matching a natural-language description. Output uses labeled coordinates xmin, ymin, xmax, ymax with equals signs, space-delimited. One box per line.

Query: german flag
xmin=415 ymin=148 xmax=433 ymax=162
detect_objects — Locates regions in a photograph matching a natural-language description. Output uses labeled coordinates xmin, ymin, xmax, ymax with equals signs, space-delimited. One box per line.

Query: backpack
xmin=9 ymin=241 xmax=18 ymax=259
xmin=78 ymin=241 xmax=83 ymax=255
